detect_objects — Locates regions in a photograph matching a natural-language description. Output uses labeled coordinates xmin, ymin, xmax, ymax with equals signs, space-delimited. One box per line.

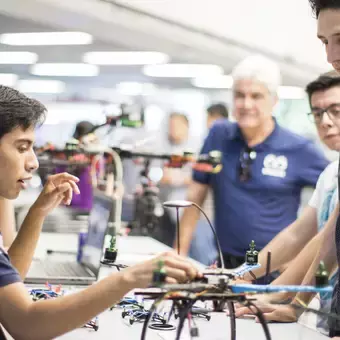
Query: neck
xmin=241 ymin=119 xmax=275 ymax=147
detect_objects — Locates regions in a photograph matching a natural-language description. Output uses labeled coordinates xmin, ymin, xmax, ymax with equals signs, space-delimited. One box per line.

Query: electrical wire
xmin=191 ymin=202 xmax=225 ymax=269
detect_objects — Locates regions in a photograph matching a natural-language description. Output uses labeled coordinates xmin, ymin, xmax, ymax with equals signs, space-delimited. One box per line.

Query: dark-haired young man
xmin=0 ymin=86 xmax=200 ymax=339
xmin=236 ymin=2 xmax=340 ymax=338
xmin=234 ymin=71 xmax=340 ymax=335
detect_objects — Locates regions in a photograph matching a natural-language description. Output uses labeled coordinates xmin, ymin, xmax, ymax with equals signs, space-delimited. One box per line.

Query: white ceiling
xmin=0 ymin=0 xmax=331 ymax=97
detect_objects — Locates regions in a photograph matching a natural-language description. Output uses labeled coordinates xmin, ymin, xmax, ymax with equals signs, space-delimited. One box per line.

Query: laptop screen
xmin=81 ymin=190 xmax=113 ymax=276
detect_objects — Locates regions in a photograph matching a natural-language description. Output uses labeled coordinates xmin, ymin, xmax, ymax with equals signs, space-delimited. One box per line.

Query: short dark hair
xmin=207 ymin=103 xmax=229 ymax=119
xmin=0 ymin=85 xmax=46 ymax=140
xmin=305 ymin=70 xmax=340 ymax=106
xmin=169 ymin=112 xmax=189 ymax=126
xmin=309 ymin=0 xmax=340 ymax=18
xmin=73 ymin=121 xmax=95 ymax=140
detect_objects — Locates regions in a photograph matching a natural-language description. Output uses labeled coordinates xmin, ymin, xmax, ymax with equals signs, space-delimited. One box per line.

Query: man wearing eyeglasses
xmin=177 ymin=55 xmax=329 ymax=281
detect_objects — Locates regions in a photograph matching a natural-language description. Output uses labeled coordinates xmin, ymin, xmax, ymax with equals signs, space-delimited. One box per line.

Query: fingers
xmin=234 ymin=306 xmax=253 ymax=318
xmin=162 ymin=252 xmax=201 ymax=281
xmin=52 ymin=182 xmax=73 ymax=205
xmin=68 ymin=180 xmax=80 ymax=195
xmin=48 ymin=172 xmax=80 ymax=184
xmin=255 ymin=306 xmax=297 ymax=323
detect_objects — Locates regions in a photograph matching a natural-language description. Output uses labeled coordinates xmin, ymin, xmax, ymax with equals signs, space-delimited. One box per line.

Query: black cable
xmin=191 ymin=202 xmax=225 ymax=269
xmin=265 ymin=252 xmax=271 ymax=285
xmin=245 ymin=301 xmax=272 ymax=340
xmin=226 ymin=301 xmax=236 ymax=340
xmin=176 ymin=207 xmax=180 ymax=255
xmin=249 ymin=271 xmax=257 ymax=281
xmin=175 ymin=301 xmax=196 ymax=340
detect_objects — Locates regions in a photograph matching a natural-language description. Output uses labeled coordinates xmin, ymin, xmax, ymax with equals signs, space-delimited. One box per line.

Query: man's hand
xmin=235 ymin=302 xmax=297 ymax=323
xmin=31 ymin=173 xmax=80 ymax=217
xmin=121 ymin=251 xmax=202 ymax=288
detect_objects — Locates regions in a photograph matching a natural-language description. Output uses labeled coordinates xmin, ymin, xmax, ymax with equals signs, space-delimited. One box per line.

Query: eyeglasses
xmin=308 ymin=103 xmax=340 ymax=125
xmin=238 ymin=146 xmax=257 ymax=182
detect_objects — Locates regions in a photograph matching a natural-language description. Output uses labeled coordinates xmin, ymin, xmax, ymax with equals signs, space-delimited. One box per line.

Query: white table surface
xmin=30 ymin=233 xmax=328 ymax=340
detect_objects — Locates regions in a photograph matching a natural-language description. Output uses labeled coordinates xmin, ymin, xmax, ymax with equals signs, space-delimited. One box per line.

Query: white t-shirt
xmin=306 ymin=160 xmax=338 ymax=334
xmin=308 ymin=160 xmax=338 ymax=230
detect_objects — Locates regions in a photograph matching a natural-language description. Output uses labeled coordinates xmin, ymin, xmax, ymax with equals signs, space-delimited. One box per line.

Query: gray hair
xmin=232 ymin=55 xmax=281 ymax=95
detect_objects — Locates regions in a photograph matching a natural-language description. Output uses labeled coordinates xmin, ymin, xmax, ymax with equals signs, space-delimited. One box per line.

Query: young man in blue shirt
xmin=0 ymin=86 xmax=200 ymax=339
xmin=177 ymin=55 xmax=329 ymax=276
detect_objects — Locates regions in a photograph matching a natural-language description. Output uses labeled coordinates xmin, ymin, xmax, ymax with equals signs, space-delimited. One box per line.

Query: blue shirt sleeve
xmin=297 ymin=141 xmax=329 ymax=187
xmin=0 ymin=248 xmax=21 ymax=288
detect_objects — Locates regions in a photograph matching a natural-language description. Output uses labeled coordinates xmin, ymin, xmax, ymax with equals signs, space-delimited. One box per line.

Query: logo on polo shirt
xmin=262 ymin=154 xmax=288 ymax=178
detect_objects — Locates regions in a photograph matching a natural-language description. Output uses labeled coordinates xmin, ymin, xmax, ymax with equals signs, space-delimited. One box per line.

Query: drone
xmin=112 ymin=147 xmax=223 ymax=174
xmin=122 ymin=306 xmax=168 ymax=326
xmin=29 ymin=282 xmax=64 ymax=301
xmin=131 ymin=200 xmax=335 ymax=340
xmin=82 ymin=316 xmax=99 ymax=332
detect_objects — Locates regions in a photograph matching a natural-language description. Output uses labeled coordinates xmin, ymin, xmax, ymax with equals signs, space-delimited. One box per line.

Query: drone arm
xmin=243 ymin=206 xmax=318 ymax=281
xmin=173 ymin=181 xmax=209 ymax=255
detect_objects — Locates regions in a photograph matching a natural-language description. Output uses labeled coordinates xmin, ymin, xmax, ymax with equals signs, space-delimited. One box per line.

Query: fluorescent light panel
xmin=192 ymin=75 xmax=233 ymax=88
xmin=116 ymin=82 xmax=156 ymax=96
xmin=143 ymin=64 xmax=224 ymax=78
xmin=83 ymin=51 xmax=169 ymax=65
xmin=0 ymin=52 xmax=37 ymax=64
xmin=0 ymin=32 xmax=92 ymax=46
xmin=0 ymin=73 xmax=18 ymax=87
xmin=17 ymin=80 xmax=65 ymax=94
xmin=30 ymin=63 xmax=99 ymax=77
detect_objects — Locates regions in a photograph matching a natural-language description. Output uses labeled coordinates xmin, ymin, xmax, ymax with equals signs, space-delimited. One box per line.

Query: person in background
xmin=206 ymin=103 xmax=229 ymax=129
xmin=158 ymin=113 xmax=196 ymax=246
xmin=61 ymin=121 xmax=97 ymax=214
xmin=188 ymin=104 xmax=229 ymax=265
xmin=0 ymin=85 xmax=201 ymax=339
xmin=234 ymin=71 xmax=340 ymax=335
xmin=176 ymin=55 xmax=329 ymax=281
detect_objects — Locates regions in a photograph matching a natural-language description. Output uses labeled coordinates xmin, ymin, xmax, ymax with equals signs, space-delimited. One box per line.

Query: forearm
xmin=6 ymin=273 xmax=133 ymax=340
xmin=243 ymin=207 xmax=317 ymax=281
xmin=0 ymin=198 xmax=16 ymax=248
xmin=293 ymin=212 xmax=338 ymax=307
xmin=272 ymin=233 xmax=321 ymax=286
xmin=176 ymin=207 xmax=202 ymax=255
xmin=8 ymin=206 xmax=45 ymax=279
xmin=175 ymin=181 xmax=208 ymax=255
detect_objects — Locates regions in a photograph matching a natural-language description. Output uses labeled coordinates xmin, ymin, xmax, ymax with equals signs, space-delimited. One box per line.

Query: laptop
xmin=25 ymin=190 xmax=114 ymax=285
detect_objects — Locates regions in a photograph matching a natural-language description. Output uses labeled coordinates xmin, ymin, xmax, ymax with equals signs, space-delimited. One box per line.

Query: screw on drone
xmin=245 ymin=240 xmax=258 ymax=265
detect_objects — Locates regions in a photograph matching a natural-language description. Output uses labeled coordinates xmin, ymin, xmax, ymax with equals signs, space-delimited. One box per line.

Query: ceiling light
xmin=192 ymin=75 xmax=233 ymax=89
xmin=116 ymin=82 xmax=156 ymax=96
xmin=278 ymin=86 xmax=306 ymax=99
xmin=17 ymin=80 xmax=65 ymax=94
xmin=143 ymin=64 xmax=224 ymax=78
xmin=0 ymin=32 xmax=92 ymax=46
xmin=0 ymin=73 xmax=18 ymax=87
xmin=83 ymin=51 xmax=169 ymax=65
xmin=30 ymin=63 xmax=99 ymax=77
xmin=0 ymin=52 xmax=37 ymax=64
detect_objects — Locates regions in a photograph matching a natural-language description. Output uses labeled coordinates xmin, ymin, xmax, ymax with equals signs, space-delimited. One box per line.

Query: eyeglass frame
xmin=307 ymin=103 xmax=340 ymax=125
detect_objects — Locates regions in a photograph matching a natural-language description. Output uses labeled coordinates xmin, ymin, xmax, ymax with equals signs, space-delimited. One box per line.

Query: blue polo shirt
xmin=0 ymin=247 xmax=20 ymax=287
xmin=193 ymin=120 xmax=329 ymax=257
